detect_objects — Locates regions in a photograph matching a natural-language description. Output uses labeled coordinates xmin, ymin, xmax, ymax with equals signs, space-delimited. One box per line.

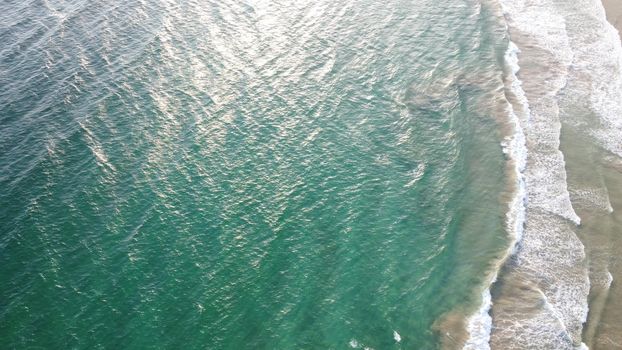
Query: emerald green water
xmin=0 ymin=0 xmax=510 ymax=348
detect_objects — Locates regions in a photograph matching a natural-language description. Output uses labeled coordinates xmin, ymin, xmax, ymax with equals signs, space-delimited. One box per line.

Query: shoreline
xmin=462 ymin=1 xmax=622 ymax=349
xmin=462 ymin=39 xmax=528 ymax=350
xmin=489 ymin=0 xmax=622 ymax=349
xmin=487 ymin=0 xmax=593 ymax=348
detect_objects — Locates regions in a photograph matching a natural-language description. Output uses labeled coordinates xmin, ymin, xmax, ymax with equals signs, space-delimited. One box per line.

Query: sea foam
xmin=463 ymin=38 xmax=528 ymax=350
xmin=486 ymin=0 xmax=595 ymax=348
xmin=565 ymin=0 xmax=622 ymax=160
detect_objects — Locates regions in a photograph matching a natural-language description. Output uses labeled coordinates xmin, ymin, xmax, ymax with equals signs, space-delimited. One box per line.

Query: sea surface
xmin=1 ymin=0 xmax=621 ymax=349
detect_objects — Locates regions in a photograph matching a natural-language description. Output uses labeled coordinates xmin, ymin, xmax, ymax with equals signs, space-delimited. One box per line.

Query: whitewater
xmin=464 ymin=0 xmax=622 ymax=348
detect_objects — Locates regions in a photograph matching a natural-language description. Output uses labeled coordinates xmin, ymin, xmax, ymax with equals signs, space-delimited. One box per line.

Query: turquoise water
xmin=1 ymin=0 xmax=511 ymax=348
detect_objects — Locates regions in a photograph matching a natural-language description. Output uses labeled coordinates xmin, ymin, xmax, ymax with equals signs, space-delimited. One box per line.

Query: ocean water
xmin=2 ymin=0 xmax=621 ymax=349
xmin=0 ymin=0 xmax=513 ymax=349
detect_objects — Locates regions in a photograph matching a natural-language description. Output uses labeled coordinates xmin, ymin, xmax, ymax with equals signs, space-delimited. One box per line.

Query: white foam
xmin=501 ymin=0 xmax=581 ymax=227
xmin=404 ymin=163 xmax=426 ymax=188
xmin=570 ymin=187 xmax=614 ymax=213
xmin=463 ymin=39 xmax=529 ymax=350
xmin=393 ymin=330 xmax=401 ymax=343
xmin=488 ymin=0 xmax=597 ymax=348
xmin=504 ymin=42 xmax=532 ymax=125
xmin=607 ymin=271 xmax=614 ymax=289
xmin=463 ymin=288 xmax=493 ymax=350
xmin=502 ymin=41 xmax=529 ymax=248
xmin=571 ymin=1 xmax=622 ymax=159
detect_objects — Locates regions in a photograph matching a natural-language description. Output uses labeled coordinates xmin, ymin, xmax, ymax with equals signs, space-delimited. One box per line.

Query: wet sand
xmin=603 ymin=0 xmax=622 ymax=37
xmin=561 ymin=129 xmax=622 ymax=350
xmin=567 ymin=3 xmax=622 ymax=348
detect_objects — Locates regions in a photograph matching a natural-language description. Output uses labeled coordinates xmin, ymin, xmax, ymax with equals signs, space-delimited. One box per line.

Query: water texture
xmin=0 ymin=0 xmax=512 ymax=349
